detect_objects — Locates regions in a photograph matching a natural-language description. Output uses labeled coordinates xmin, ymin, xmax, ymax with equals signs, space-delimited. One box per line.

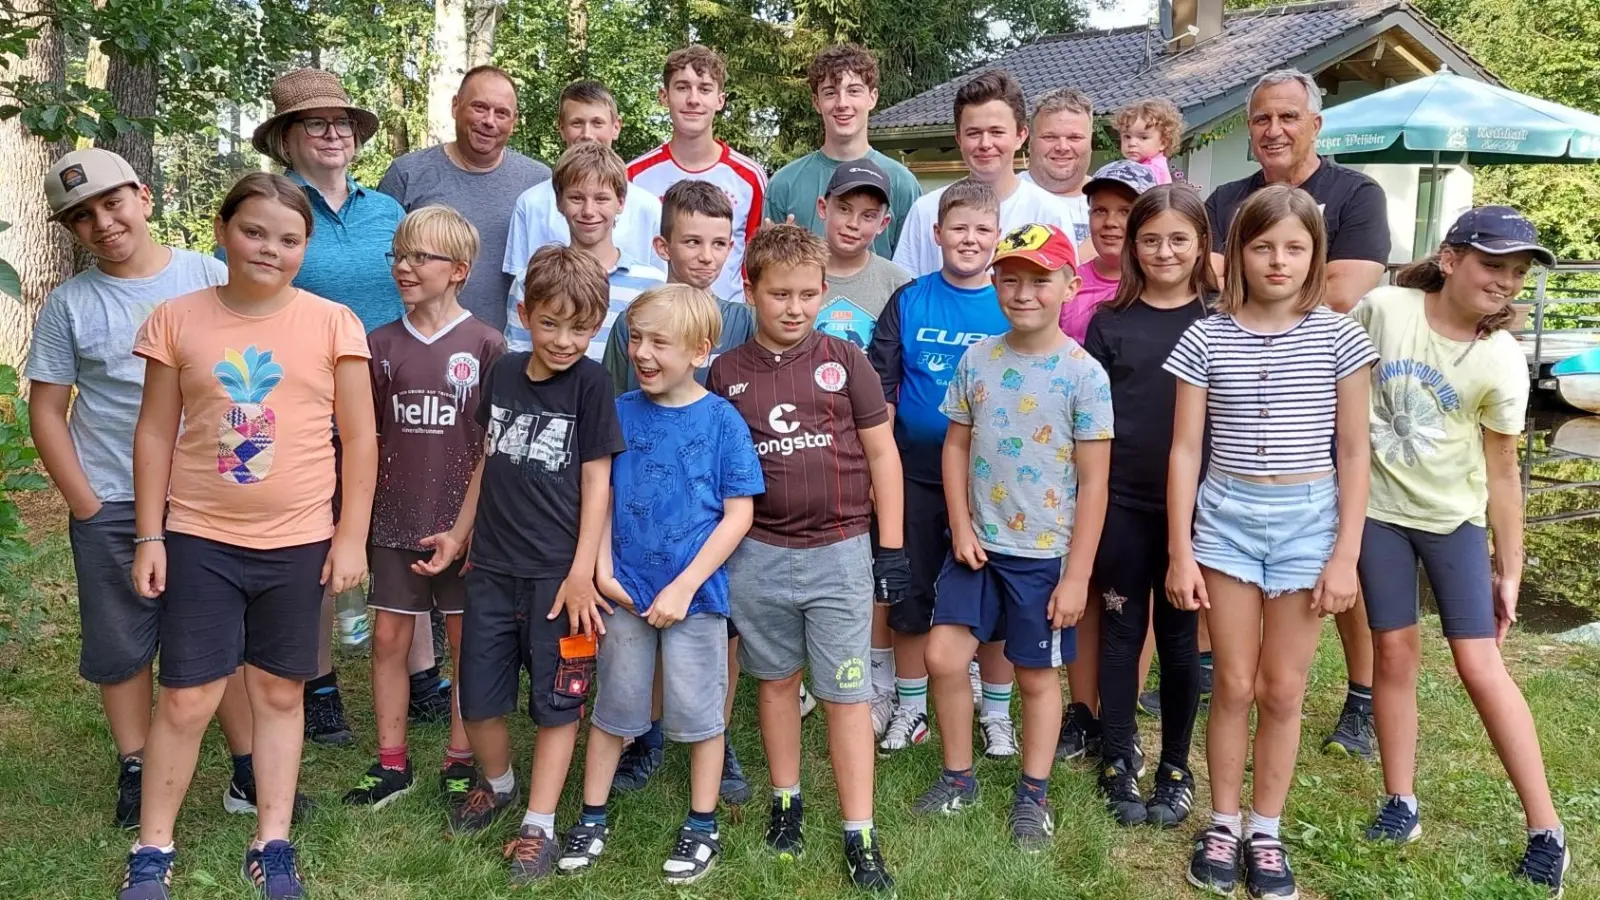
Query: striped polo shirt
xmin=505 ymin=255 xmax=666 ymax=357
xmin=627 ymin=141 xmax=766 ymax=304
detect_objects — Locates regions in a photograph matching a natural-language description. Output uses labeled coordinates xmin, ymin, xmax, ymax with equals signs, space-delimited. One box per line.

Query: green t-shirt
xmin=764 ymin=148 xmax=922 ymax=259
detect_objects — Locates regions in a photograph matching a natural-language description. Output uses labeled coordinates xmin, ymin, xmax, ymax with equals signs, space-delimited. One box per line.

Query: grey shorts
xmin=593 ymin=608 xmax=727 ymax=743
xmin=1359 ymin=518 xmax=1495 ymax=640
xmin=68 ymin=501 xmax=157 ymax=684
xmin=727 ymin=533 xmax=873 ymax=704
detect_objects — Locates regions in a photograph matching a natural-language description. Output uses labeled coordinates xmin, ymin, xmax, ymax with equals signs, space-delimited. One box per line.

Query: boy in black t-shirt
xmin=414 ymin=245 xmax=625 ymax=885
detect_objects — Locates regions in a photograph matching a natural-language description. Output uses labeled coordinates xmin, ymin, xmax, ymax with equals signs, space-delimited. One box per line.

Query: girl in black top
xmin=1081 ymin=184 xmax=1215 ymax=829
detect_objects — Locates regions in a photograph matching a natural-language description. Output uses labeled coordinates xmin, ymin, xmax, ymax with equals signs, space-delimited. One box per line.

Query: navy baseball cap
xmin=826 ymin=157 xmax=891 ymax=203
xmin=1444 ymin=206 xmax=1556 ymax=267
xmin=1083 ymin=159 xmax=1158 ymax=198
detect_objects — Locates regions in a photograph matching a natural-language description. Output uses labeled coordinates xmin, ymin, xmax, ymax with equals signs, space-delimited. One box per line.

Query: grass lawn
xmin=2 ymin=495 xmax=1598 ymax=900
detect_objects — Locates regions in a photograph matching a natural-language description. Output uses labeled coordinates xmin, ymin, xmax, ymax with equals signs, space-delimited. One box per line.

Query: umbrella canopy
xmin=1317 ymin=70 xmax=1600 ymax=165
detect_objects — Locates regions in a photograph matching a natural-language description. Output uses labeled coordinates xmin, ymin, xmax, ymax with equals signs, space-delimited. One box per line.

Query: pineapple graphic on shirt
xmin=213 ymin=345 xmax=284 ymax=484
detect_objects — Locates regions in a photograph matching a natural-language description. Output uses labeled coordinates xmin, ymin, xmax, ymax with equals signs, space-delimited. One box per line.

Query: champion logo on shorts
xmin=814 ymin=361 xmax=848 ymax=392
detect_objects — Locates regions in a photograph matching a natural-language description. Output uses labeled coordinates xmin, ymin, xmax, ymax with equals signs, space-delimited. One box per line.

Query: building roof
xmin=871 ymin=0 xmax=1491 ymax=142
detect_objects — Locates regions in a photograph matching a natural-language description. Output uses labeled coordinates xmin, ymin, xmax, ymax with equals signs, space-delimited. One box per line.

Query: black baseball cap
xmin=1444 ymin=206 xmax=1556 ymax=267
xmin=826 ymin=157 xmax=891 ymax=203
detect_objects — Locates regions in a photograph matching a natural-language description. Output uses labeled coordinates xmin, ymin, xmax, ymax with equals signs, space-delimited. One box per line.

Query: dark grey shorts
xmin=68 ymin=501 xmax=158 ymax=685
xmin=1358 ymin=518 xmax=1495 ymax=640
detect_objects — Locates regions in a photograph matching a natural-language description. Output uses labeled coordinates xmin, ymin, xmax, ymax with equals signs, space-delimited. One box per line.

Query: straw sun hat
xmin=251 ymin=68 xmax=380 ymax=164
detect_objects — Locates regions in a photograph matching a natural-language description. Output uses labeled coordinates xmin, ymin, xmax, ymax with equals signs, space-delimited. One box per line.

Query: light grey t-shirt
xmin=24 ymin=248 xmax=228 ymax=502
xmin=377 ymin=144 xmax=551 ymax=331
xmin=817 ymin=254 xmax=913 ymax=350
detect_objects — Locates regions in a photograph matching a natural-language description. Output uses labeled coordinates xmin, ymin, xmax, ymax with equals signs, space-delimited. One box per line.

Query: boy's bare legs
xmin=242 ymin=664 xmax=306 ymax=843
xmin=464 ymin=717 xmax=511 ymax=787
xmin=689 ymin=735 xmax=726 ymax=818
xmin=757 ymin=671 xmax=805 ymax=789
xmin=581 ymin=728 xmax=628 ymax=806
xmin=372 ymin=611 xmax=415 ymax=750
xmin=102 ymin=670 xmax=154 ymax=757
xmin=138 ymin=677 xmax=231 ymax=847
xmin=526 ymin=721 xmax=580 ymax=819
xmin=216 ymin=669 xmax=253 ymax=755
xmin=444 ymin=613 xmax=469 ymax=753
xmin=927 ymin=625 xmax=981 ymax=771
xmin=1016 ymin=665 xmax=1064 ymax=782
xmin=823 ymin=701 xmax=876 ymax=821
xmin=408 ymin=614 xmax=434 ymax=672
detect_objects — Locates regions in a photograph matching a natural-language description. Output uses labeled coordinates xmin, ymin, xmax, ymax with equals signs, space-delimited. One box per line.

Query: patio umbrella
xmin=1316 ymin=68 xmax=1600 ymax=248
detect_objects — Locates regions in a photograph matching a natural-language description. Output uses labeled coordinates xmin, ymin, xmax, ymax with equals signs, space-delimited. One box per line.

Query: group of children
xmin=21 ymin=38 xmax=1572 ymax=900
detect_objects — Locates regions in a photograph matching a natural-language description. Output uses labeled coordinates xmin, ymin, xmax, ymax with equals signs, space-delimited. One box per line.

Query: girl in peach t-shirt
xmin=120 ymin=173 xmax=375 ymax=900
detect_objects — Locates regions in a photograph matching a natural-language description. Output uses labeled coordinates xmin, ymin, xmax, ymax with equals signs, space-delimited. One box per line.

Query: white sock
xmin=870 ymin=648 xmax=894 ymax=696
xmin=521 ymin=810 xmax=556 ymax=837
xmin=980 ymin=681 xmax=1013 ymax=719
xmin=843 ymin=817 xmax=874 ymax=835
xmin=1211 ymin=810 xmax=1242 ymax=834
xmin=133 ymin=842 xmax=176 ymax=854
xmin=772 ymin=782 xmax=801 ymax=801
xmin=1246 ymin=811 xmax=1281 ymax=839
xmin=1395 ymin=794 xmax=1419 ymax=814
xmin=487 ymin=767 xmax=515 ymax=796
xmin=895 ymin=676 xmax=928 ymax=716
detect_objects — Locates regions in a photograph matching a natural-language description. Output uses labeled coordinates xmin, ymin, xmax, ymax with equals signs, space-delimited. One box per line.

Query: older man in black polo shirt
xmin=1204 ymin=68 xmax=1389 ymax=761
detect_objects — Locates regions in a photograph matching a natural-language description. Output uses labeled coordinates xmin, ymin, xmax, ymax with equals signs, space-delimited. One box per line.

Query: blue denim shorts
xmin=1191 ymin=471 xmax=1338 ymax=597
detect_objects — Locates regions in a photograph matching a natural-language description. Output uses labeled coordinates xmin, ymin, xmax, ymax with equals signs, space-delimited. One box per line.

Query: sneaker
xmin=408 ymin=668 xmax=451 ymax=725
xmin=222 ymin=775 xmax=314 ymax=822
xmin=878 ymin=705 xmax=929 ymax=756
xmin=611 ymin=740 xmax=664 ymax=793
xmin=119 ymin=846 xmax=175 ymax=900
xmin=912 ymin=775 xmax=980 ymax=816
xmin=1514 ymin=832 xmax=1570 ymax=898
xmin=1242 ymin=833 xmax=1298 ymax=900
xmin=1008 ymin=796 xmax=1056 ymax=853
xmin=1145 ymin=764 xmax=1195 ymax=828
xmin=968 ymin=660 xmax=982 ymax=706
xmin=504 ymin=825 xmax=560 ymax=885
xmin=662 ymin=826 xmax=720 ymax=885
xmin=869 ymin=689 xmax=897 ymax=741
xmin=799 ymin=681 xmax=818 ymax=718
xmin=342 ymin=761 xmax=413 ymax=809
xmin=241 ymin=839 xmax=303 ymax=899
xmin=1322 ymin=705 xmax=1376 ymax=761
xmin=979 ymin=713 xmax=1019 ymax=759
xmin=1364 ymin=796 xmax=1421 ymax=843
xmin=1055 ymin=702 xmax=1096 ymax=761
xmin=844 ymin=828 xmax=895 ymax=891
xmin=449 ymin=781 xmax=514 ymax=834
xmin=1138 ymin=689 xmax=1162 ymax=717
xmin=1131 ymin=739 xmax=1147 ymax=779
xmin=439 ymin=761 xmax=477 ymax=809
xmin=304 ymin=685 xmax=353 ymax=746
xmin=1186 ymin=825 xmax=1241 ymax=895
xmin=116 ymin=756 xmax=143 ymax=830
xmin=1097 ymin=757 xmax=1147 ymax=826
xmin=556 ymin=822 xmax=610 ymax=874
xmin=765 ymin=793 xmax=804 ymax=859
xmin=719 ymin=744 xmax=753 ymax=806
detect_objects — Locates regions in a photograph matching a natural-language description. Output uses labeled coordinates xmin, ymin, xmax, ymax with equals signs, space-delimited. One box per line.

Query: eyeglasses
xmin=297 ymin=116 xmax=356 ymax=138
xmin=1136 ymin=234 xmax=1196 ymax=254
xmin=386 ymin=250 xmax=456 ymax=268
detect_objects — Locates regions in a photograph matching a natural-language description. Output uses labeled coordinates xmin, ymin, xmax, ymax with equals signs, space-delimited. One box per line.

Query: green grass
xmin=2 ymin=520 xmax=1599 ymax=900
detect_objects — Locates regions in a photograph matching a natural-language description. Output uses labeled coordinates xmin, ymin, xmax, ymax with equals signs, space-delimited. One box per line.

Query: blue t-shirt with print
xmin=611 ymin=390 xmax=765 ymax=616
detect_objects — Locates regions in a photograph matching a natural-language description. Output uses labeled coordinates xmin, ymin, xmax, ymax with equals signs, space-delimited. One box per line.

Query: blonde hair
xmin=393 ymin=205 xmax=480 ymax=267
xmin=625 ymin=284 xmax=722 ymax=352
xmin=1217 ymin=183 xmax=1327 ymax=315
xmin=553 ymin=141 xmax=629 ymax=202
xmin=1114 ymin=98 xmax=1184 ymax=154
xmin=937 ymin=179 xmax=999 ymax=224
xmin=744 ymin=223 xmax=828 ymax=289
xmin=522 ymin=244 xmax=611 ymax=330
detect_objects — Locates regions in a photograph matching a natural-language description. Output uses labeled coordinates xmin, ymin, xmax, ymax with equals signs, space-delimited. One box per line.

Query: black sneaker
xmin=223 ymin=774 xmax=314 ymax=822
xmin=504 ymin=825 xmax=560 ymax=885
xmin=556 ymin=821 xmax=610 ymax=874
xmin=662 ymin=826 xmax=720 ymax=885
xmin=1138 ymin=689 xmax=1162 ymax=717
xmin=912 ymin=775 xmax=980 ymax=816
xmin=408 ymin=667 xmax=451 ymax=725
xmin=1097 ymin=757 xmax=1147 ymax=826
xmin=119 ymin=845 xmax=175 ymax=900
xmin=241 ymin=839 xmax=304 ymax=900
xmin=720 ymin=743 xmax=753 ymax=806
xmin=449 ymin=781 xmax=514 ymax=834
xmin=1364 ymin=796 xmax=1421 ymax=843
xmin=342 ymin=761 xmax=413 ymax=809
xmin=304 ymin=684 xmax=353 ymax=746
xmin=1007 ymin=796 xmax=1056 ymax=853
xmin=439 ymin=761 xmax=477 ymax=809
xmin=765 ymin=792 xmax=804 ymax=859
xmin=1145 ymin=763 xmax=1195 ymax=828
xmin=610 ymin=740 xmax=663 ymax=793
xmin=1514 ymin=832 xmax=1570 ymax=898
xmin=1055 ymin=702 xmax=1097 ymax=761
xmin=1186 ymin=825 xmax=1240 ymax=895
xmin=116 ymin=756 xmax=143 ymax=829
xmin=844 ymin=828 xmax=895 ymax=891
xmin=1322 ymin=704 xmax=1375 ymax=761
xmin=1242 ymin=833 xmax=1298 ymax=900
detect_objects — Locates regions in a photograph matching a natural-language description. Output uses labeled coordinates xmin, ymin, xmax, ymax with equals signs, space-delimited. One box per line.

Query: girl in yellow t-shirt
xmin=1352 ymin=206 xmax=1568 ymax=896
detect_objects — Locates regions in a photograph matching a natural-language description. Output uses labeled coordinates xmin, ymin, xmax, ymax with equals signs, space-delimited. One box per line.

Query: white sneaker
xmin=878 ymin=705 xmax=929 ymax=755
xmin=968 ymin=660 xmax=982 ymax=707
xmin=799 ymin=682 xmax=817 ymax=718
xmin=870 ymin=690 xmax=898 ymax=740
xmin=979 ymin=713 xmax=1019 ymax=759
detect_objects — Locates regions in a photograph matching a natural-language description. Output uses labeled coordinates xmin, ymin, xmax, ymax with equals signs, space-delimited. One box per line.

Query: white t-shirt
xmin=502 ymin=179 xmax=663 ymax=278
xmin=1018 ymin=171 xmax=1091 ymax=244
xmin=627 ymin=141 xmax=766 ymax=303
xmin=891 ymin=178 xmax=1083 ymax=277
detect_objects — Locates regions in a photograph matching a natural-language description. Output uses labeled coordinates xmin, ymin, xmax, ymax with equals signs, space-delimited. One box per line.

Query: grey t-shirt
xmin=817 ymin=254 xmax=913 ymax=351
xmin=377 ymin=144 xmax=551 ymax=331
xmin=24 ymin=248 xmax=228 ymax=502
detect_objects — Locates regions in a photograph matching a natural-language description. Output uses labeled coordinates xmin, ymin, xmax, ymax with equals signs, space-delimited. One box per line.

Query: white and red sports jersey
xmin=627 ymin=140 xmax=766 ymax=304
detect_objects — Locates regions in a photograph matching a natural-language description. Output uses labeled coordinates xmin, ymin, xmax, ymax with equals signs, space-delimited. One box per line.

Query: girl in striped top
xmin=1164 ymin=184 xmax=1377 ymax=900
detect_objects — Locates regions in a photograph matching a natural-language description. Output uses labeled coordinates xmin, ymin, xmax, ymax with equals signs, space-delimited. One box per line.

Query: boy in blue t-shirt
xmin=867 ymin=179 xmax=1013 ymax=755
xmin=564 ymin=284 xmax=764 ymax=884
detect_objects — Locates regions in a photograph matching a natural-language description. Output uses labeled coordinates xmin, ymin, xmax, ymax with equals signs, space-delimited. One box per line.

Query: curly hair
xmin=807 ymin=43 xmax=879 ymax=94
xmin=1114 ymin=98 xmax=1184 ymax=155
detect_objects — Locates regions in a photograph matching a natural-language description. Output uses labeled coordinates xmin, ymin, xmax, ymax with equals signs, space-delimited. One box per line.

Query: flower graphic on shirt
xmin=1373 ymin=375 xmax=1447 ymax=468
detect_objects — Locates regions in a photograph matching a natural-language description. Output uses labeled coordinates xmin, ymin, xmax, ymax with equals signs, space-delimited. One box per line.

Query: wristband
xmin=133 ymin=535 xmax=166 ymax=545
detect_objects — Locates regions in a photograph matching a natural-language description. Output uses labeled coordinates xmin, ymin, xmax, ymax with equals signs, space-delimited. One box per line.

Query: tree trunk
xmin=100 ymin=52 xmax=158 ymax=182
xmin=428 ymin=0 xmax=469 ymax=145
xmin=466 ymin=0 xmax=500 ymax=68
xmin=567 ymin=0 xmax=587 ymax=81
xmin=0 ymin=0 xmax=74 ymax=371
xmin=388 ymin=73 xmax=410 ymax=157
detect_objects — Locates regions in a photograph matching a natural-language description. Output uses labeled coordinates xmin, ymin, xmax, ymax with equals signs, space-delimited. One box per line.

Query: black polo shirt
xmin=1205 ymin=156 xmax=1390 ymax=264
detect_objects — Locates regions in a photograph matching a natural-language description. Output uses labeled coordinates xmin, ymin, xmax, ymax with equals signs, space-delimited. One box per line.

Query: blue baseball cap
xmin=1443 ymin=206 xmax=1556 ymax=267
xmin=1083 ymin=159 xmax=1158 ymax=198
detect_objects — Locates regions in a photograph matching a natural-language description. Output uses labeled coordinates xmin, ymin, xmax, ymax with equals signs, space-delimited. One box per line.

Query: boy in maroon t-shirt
xmin=706 ymin=225 xmax=908 ymax=891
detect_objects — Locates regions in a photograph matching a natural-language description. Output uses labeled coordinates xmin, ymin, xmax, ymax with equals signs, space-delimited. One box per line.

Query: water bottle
xmin=336 ymin=586 xmax=371 ymax=653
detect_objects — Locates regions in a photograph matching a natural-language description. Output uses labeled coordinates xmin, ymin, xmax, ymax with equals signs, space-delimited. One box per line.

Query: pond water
xmin=1509 ymin=404 xmax=1600 ymax=632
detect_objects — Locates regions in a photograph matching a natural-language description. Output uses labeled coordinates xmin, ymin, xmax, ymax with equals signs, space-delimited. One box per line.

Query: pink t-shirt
xmin=1060 ymin=259 xmax=1121 ymax=344
xmin=134 ymin=288 xmax=370 ymax=549
xmin=1141 ymin=152 xmax=1173 ymax=184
